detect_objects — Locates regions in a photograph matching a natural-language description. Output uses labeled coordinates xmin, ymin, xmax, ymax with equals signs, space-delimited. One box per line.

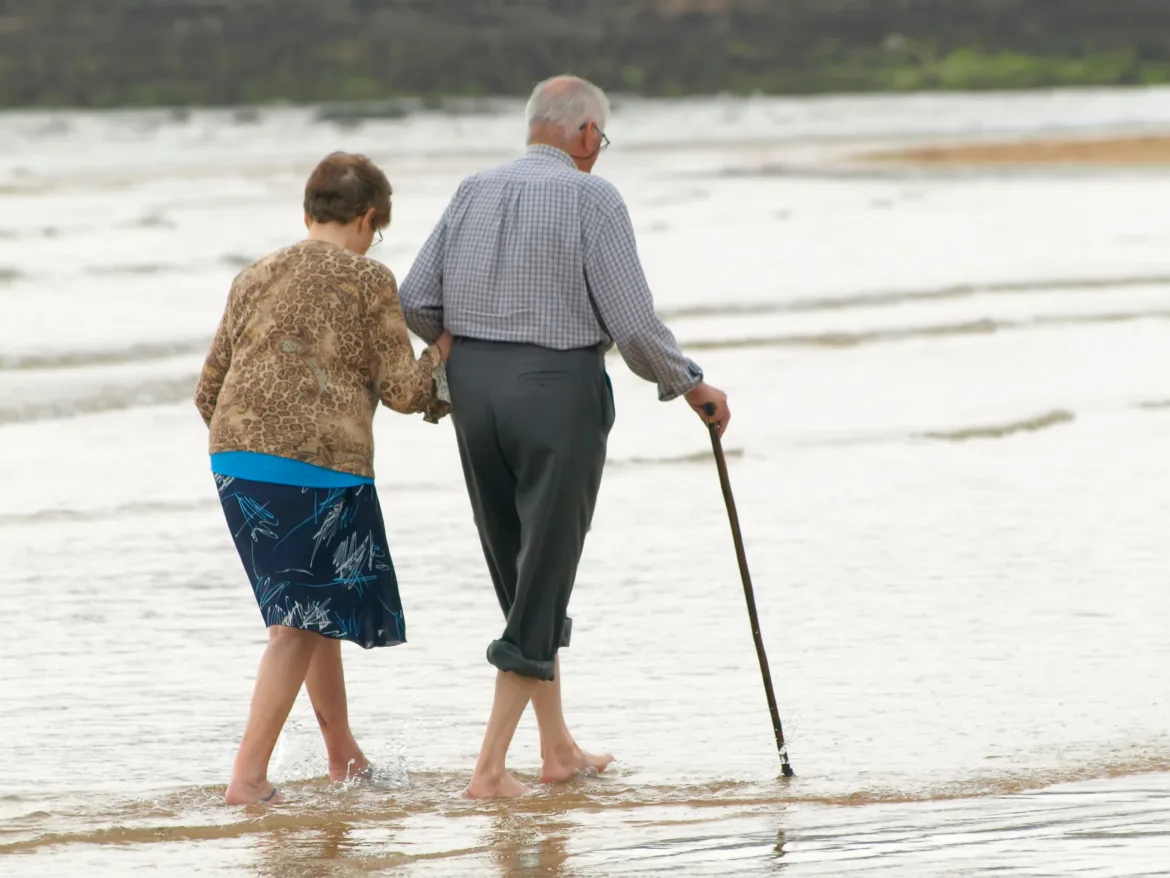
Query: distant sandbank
xmin=868 ymin=134 xmax=1170 ymax=166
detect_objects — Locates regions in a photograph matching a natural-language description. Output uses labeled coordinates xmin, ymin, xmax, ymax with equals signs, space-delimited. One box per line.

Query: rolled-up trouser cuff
xmin=487 ymin=640 xmax=555 ymax=681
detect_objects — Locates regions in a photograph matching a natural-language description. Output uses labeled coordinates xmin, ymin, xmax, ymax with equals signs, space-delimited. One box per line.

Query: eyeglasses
xmin=595 ymin=127 xmax=610 ymax=154
xmin=372 ymin=228 xmax=383 ymax=247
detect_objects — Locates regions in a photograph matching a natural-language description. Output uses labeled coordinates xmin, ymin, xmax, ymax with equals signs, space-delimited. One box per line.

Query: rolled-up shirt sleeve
xmin=583 ymin=199 xmax=703 ymax=401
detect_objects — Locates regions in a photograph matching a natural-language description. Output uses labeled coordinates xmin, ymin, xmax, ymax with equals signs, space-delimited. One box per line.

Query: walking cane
xmin=703 ymin=403 xmax=795 ymax=777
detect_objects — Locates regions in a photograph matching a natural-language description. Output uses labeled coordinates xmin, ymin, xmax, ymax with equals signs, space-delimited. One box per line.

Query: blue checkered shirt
xmin=398 ymin=145 xmax=703 ymax=401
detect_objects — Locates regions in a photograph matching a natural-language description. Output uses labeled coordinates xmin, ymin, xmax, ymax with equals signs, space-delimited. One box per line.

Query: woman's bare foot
xmin=539 ymin=747 xmax=613 ymax=784
xmin=463 ymin=769 xmax=532 ymax=799
xmin=224 ymin=779 xmax=283 ymax=806
xmin=329 ymin=752 xmax=371 ymax=783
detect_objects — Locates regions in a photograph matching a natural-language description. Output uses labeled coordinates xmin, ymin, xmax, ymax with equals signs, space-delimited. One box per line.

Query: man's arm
xmin=583 ymin=197 xmax=703 ymax=401
xmin=399 ymin=196 xmax=457 ymax=344
xmin=194 ymin=295 xmax=233 ymax=426
xmin=366 ymin=272 xmax=449 ymax=420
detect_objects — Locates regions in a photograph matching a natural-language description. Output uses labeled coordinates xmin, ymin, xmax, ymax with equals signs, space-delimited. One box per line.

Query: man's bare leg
xmin=531 ymin=657 xmax=613 ymax=783
xmin=465 ymin=670 xmax=538 ymax=799
xmin=224 ymin=625 xmax=319 ymax=805
xmin=303 ymin=637 xmax=370 ymax=782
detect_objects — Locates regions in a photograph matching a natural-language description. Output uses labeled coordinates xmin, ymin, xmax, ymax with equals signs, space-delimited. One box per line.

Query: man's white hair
xmin=525 ymin=75 xmax=610 ymax=138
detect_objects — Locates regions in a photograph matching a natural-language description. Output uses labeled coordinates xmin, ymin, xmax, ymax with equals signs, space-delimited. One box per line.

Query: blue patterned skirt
xmin=215 ymin=474 xmax=405 ymax=648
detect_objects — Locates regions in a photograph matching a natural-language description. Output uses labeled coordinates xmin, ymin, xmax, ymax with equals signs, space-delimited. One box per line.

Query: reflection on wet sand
xmin=2 ymin=766 xmax=1170 ymax=874
xmin=252 ymin=820 xmax=358 ymax=877
xmin=486 ymin=814 xmax=575 ymax=878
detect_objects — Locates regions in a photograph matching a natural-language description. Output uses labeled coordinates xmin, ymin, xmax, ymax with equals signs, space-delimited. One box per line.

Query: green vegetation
xmin=786 ymin=43 xmax=1170 ymax=94
xmin=2 ymin=1 xmax=1170 ymax=109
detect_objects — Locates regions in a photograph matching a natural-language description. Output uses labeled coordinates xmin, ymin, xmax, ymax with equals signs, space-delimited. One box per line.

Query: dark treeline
xmin=2 ymin=0 xmax=1170 ymax=108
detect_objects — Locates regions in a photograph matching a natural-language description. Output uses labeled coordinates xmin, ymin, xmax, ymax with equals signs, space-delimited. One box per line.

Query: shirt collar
xmin=526 ymin=144 xmax=577 ymax=168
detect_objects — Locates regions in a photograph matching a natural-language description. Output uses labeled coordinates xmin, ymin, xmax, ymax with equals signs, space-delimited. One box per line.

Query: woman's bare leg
xmin=225 ymin=625 xmax=319 ymax=805
xmin=303 ymin=637 xmax=369 ymax=781
xmin=531 ymin=657 xmax=613 ymax=783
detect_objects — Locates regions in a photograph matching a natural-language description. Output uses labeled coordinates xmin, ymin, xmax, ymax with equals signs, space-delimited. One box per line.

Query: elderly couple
xmin=195 ymin=76 xmax=731 ymax=804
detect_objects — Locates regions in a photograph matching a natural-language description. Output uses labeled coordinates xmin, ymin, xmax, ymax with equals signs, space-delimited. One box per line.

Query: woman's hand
xmin=436 ymin=330 xmax=454 ymax=362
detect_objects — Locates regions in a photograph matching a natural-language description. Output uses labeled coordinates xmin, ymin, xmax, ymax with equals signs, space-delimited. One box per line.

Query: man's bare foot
xmin=463 ymin=769 xmax=532 ymax=799
xmin=539 ymin=747 xmax=613 ymax=784
xmin=224 ymin=780 xmax=283 ymax=806
xmin=329 ymin=753 xmax=371 ymax=783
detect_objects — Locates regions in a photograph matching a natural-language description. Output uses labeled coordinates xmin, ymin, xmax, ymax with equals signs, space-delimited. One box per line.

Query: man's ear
xmin=574 ymin=122 xmax=591 ymax=150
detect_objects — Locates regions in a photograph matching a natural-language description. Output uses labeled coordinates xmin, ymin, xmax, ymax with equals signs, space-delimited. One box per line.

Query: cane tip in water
xmin=781 ymin=762 xmax=795 ymax=778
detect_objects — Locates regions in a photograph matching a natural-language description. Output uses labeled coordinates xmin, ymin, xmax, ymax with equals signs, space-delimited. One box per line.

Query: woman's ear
xmin=304 ymin=212 xmax=313 ymax=231
xmin=365 ymin=208 xmax=377 ymax=232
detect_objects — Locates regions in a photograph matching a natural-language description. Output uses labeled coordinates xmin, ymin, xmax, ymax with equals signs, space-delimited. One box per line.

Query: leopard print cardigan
xmin=195 ymin=240 xmax=448 ymax=479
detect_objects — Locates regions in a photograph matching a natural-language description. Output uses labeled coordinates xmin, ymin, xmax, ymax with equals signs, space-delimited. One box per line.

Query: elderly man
xmin=399 ymin=75 xmax=730 ymax=798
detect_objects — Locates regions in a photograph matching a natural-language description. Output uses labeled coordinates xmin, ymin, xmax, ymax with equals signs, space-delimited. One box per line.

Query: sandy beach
xmin=867 ymin=132 xmax=1170 ymax=165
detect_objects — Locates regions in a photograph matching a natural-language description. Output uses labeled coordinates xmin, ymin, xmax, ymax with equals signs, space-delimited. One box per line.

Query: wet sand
xmin=4 ymin=771 xmax=1170 ymax=875
xmin=867 ymin=133 xmax=1170 ymax=165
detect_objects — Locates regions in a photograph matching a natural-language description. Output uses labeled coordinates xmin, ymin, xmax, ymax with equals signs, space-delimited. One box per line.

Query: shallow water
xmin=2 ymin=88 xmax=1169 ymax=876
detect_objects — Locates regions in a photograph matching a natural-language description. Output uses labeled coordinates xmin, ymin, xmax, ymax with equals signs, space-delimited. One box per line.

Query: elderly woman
xmin=195 ymin=152 xmax=450 ymax=805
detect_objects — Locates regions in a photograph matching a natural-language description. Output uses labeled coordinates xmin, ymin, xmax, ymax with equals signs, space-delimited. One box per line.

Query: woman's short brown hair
xmin=303 ymin=152 xmax=392 ymax=229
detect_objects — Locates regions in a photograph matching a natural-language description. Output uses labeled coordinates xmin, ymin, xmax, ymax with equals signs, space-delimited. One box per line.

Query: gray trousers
xmin=446 ymin=338 xmax=614 ymax=681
